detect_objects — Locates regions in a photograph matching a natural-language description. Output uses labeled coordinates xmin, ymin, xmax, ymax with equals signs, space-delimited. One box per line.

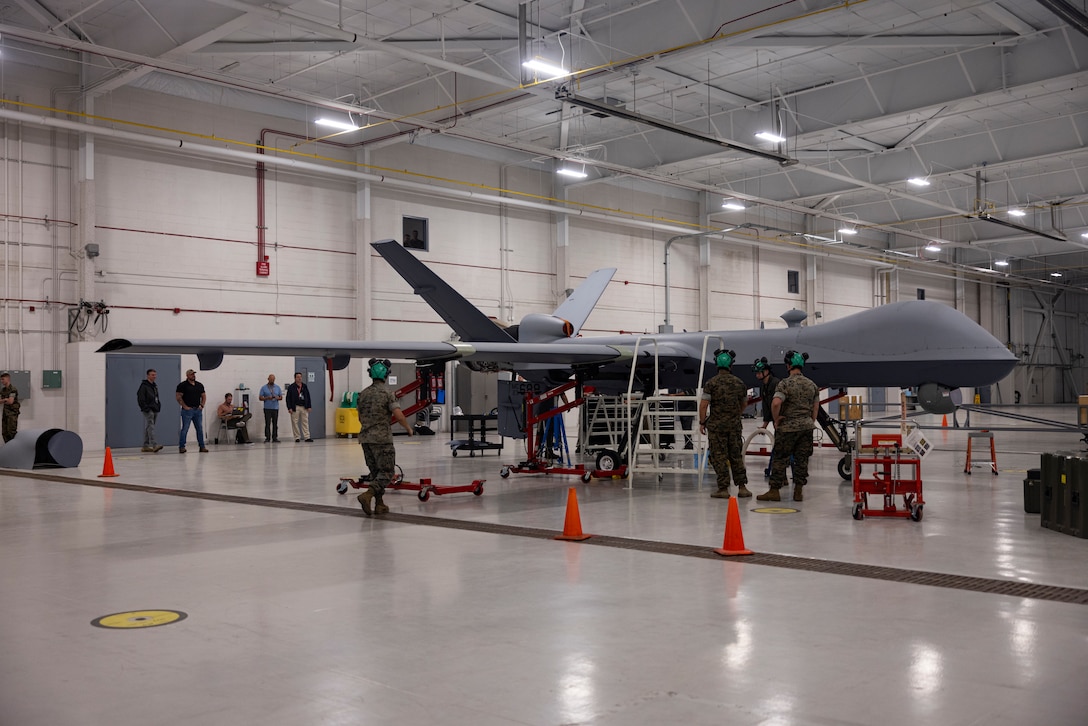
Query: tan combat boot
xmin=792 ymin=484 xmax=804 ymax=501
xmin=756 ymin=488 xmax=781 ymax=502
xmin=357 ymin=488 xmax=374 ymax=516
xmin=375 ymin=493 xmax=390 ymax=515
xmin=710 ymin=487 xmax=730 ymax=499
xmin=736 ymin=485 xmax=752 ymax=498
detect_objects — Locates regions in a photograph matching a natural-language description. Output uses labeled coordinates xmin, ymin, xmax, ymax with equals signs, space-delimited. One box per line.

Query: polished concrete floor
xmin=2 ymin=408 xmax=1087 ymax=726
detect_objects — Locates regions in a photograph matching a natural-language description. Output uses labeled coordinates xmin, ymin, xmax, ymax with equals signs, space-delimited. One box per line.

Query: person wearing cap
xmin=698 ymin=349 xmax=751 ymax=500
xmin=355 ymin=358 xmax=413 ymax=517
xmin=757 ymin=351 xmax=819 ymax=502
xmin=0 ymin=371 xmax=21 ymax=443
xmin=258 ymin=373 xmax=283 ymax=442
xmin=175 ymin=368 xmax=208 ymax=453
xmin=136 ymin=369 xmax=164 ymax=452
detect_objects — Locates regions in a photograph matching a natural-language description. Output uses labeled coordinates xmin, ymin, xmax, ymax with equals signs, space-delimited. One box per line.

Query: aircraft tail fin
xmin=552 ymin=267 xmax=616 ymax=335
xmin=372 ymin=239 xmax=515 ymax=343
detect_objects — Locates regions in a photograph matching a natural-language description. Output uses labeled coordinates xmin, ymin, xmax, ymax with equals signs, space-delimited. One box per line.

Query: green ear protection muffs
xmin=752 ymin=357 xmax=769 ymax=373
xmin=368 ymin=358 xmax=391 ymax=380
xmin=713 ymin=349 xmax=736 ymax=369
xmin=784 ymin=350 xmax=809 ymax=369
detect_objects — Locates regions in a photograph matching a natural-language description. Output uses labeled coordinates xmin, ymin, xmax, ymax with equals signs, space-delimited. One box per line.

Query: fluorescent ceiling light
xmin=994 ymin=260 xmax=1010 ymax=267
xmin=1008 ymin=208 xmax=1026 ymax=217
xmin=1081 ymin=232 xmax=1088 ymax=239
xmin=907 ymin=177 xmax=931 ymax=187
xmin=722 ymin=201 xmax=746 ymax=211
xmin=924 ymin=243 xmax=941 ymax=252
xmin=523 ymin=58 xmax=570 ymax=79
xmin=556 ymin=165 xmax=588 ymax=179
xmin=838 ymin=226 xmax=858 ymax=235
xmin=315 ymin=117 xmax=357 ymax=131
xmin=755 ymin=131 xmax=786 ymax=143
xmin=1051 ymin=272 xmax=1062 ymax=277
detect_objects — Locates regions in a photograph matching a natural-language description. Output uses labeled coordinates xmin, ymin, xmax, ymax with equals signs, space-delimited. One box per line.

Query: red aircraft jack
xmin=499 ymin=380 xmax=629 ymax=483
xmin=336 ymin=466 xmax=484 ymax=502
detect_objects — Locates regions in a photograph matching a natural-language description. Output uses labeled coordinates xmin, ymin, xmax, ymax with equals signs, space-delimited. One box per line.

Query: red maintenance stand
xmin=499 ymin=380 xmax=628 ymax=482
xmin=336 ymin=468 xmax=484 ymax=502
xmin=851 ymin=434 xmax=924 ymax=521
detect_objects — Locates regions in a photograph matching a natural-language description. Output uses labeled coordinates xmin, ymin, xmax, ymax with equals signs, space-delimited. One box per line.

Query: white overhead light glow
xmin=1008 ymin=208 xmax=1026 ymax=217
xmin=556 ymin=165 xmax=588 ymax=179
xmin=755 ymin=131 xmax=786 ymax=143
xmin=1051 ymin=272 xmax=1063 ymax=277
xmin=523 ymin=58 xmax=571 ymax=79
xmin=838 ymin=226 xmax=858 ymax=235
xmin=722 ymin=201 xmax=746 ymax=211
xmin=907 ymin=177 xmax=931 ymax=187
xmin=315 ymin=117 xmax=357 ymax=132
xmin=925 ymin=243 xmax=942 ymax=252
xmin=1081 ymin=231 xmax=1088 ymax=239
xmin=994 ymin=260 xmax=1010 ymax=267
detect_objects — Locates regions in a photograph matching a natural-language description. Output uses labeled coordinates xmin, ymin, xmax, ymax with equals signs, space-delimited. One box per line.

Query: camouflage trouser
xmin=2 ymin=411 xmax=17 ymax=442
xmin=707 ymin=424 xmax=747 ymax=489
xmin=769 ymin=429 xmax=813 ymax=489
xmin=361 ymin=442 xmax=397 ymax=496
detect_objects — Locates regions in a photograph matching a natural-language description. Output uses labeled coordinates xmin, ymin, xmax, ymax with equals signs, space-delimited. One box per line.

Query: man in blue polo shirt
xmin=259 ymin=373 xmax=283 ymax=443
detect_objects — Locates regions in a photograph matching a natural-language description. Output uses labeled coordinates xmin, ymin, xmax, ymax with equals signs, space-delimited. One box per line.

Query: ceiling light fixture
xmin=1051 ymin=272 xmax=1063 ymax=277
xmin=722 ymin=200 xmax=746 ymax=211
xmin=522 ymin=58 xmax=570 ymax=79
xmin=755 ymin=131 xmax=786 ymax=143
xmin=994 ymin=260 xmax=1010 ymax=267
xmin=925 ymin=243 xmax=942 ymax=252
xmin=907 ymin=177 xmax=931 ymax=187
xmin=838 ymin=225 xmax=858 ymax=235
xmin=1008 ymin=208 xmax=1026 ymax=217
xmin=315 ymin=116 xmax=358 ymax=132
xmin=1081 ymin=231 xmax=1088 ymax=239
xmin=556 ymin=163 xmax=587 ymax=179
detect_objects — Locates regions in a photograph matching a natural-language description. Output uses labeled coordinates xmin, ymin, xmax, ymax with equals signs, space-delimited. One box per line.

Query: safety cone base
xmin=97 ymin=473 xmax=120 ymax=478
xmin=555 ymin=532 xmax=592 ymax=541
xmin=713 ymin=546 xmax=753 ymax=557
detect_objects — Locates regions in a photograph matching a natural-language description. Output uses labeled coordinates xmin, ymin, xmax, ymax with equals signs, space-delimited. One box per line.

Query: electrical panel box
xmin=3 ymin=370 xmax=31 ymax=400
xmin=42 ymin=370 xmax=62 ymax=389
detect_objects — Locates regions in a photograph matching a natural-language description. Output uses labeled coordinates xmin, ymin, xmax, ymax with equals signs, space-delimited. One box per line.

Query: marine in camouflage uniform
xmin=1 ymin=373 xmax=20 ymax=443
xmin=698 ymin=351 xmax=751 ymax=499
xmin=356 ymin=359 xmax=414 ymax=516
xmin=758 ymin=352 xmax=819 ymax=502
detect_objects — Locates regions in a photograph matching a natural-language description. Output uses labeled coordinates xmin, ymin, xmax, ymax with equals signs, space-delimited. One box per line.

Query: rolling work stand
xmin=449 ymin=412 xmax=503 ymax=457
xmin=851 ymin=434 xmax=924 ymax=521
xmin=500 ymin=380 xmax=628 ymax=482
xmin=336 ymin=467 xmax=485 ymax=502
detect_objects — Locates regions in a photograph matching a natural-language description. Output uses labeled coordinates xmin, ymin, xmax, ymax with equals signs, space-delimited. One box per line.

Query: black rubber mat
xmin=9 ymin=470 xmax=1088 ymax=606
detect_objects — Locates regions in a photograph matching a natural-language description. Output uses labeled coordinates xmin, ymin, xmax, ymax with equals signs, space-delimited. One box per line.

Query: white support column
xmin=354 ymin=148 xmax=373 ymax=391
xmin=805 ymin=255 xmax=819 ymax=322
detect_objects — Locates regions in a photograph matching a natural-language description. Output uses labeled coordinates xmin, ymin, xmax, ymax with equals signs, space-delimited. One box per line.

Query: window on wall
xmin=402 ymin=216 xmax=429 ymax=251
xmin=787 ymin=270 xmax=799 ymax=294
xmin=917 ymin=288 xmax=926 ymax=300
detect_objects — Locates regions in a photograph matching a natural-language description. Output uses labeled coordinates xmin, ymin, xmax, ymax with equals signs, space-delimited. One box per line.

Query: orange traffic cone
xmin=98 ymin=447 xmax=120 ymax=478
xmin=555 ymin=487 xmax=591 ymax=541
xmin=714 ymin=496 xmax=752 ymax=556
xmin=941 ymin=414 xmax=948 ymax=427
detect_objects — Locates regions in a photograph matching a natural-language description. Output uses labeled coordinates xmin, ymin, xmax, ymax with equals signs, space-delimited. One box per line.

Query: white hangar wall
xmin=0 ymin=72 xmax=1072 ymax=446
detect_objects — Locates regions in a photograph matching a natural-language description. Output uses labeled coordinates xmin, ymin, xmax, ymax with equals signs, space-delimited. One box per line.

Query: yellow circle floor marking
xmin=751 ymin=507 xmax=799 ymax=514
xmin=91 ymin=610 xmax=187 ymax=629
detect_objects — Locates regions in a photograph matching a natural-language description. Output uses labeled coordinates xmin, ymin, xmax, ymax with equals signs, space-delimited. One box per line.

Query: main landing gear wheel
xmin=500 ymin=466 xmax=511 ymax=478
xmin=851 ymin=502 xmax=864 ymax=520
xmin=837 ymin=455 xmax=852 ymax=481
xmin=595 ymin=449 xmax=621 ymax=472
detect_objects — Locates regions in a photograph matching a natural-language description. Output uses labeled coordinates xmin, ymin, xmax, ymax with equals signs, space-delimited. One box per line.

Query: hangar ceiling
xmin=2 ymin=0 xmax=1087 ymax=289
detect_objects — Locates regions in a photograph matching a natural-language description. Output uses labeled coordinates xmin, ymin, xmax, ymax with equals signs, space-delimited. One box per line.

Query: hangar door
xmin=105 ymin=355 xmax=182 ymax=449
xmin=294 ymin=357 xmax=326 ymax=439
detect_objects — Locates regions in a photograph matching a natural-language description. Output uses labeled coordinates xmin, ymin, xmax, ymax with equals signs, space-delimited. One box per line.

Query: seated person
xmin=216 ymin=393 xmax=253 ymax=444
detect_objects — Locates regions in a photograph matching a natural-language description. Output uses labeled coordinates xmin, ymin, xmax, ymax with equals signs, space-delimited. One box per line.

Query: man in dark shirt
xmin=137 ymin=369 xmax=163 ymax=452
xmin=175 ymin=368 xmax=208 ymax=453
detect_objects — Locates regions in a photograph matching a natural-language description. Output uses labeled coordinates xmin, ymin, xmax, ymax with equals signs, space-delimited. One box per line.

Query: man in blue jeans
xmin=259 ymin=373 xmax=283 ymax=442
xmin=175 ymin=368 xmax=208 ymax=453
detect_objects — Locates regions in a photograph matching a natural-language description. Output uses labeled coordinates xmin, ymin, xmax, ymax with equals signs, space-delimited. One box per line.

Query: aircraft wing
xmin=552 ymin=267 xmax=616 ymax=335
xmin=97 ymin=338 xmax=630 ymax=370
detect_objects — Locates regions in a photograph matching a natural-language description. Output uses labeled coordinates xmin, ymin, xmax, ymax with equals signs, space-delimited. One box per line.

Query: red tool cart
xmin=851 ymin=434 xmax=924 ymax=521
xmin=336 ymin=467 xmax=484 ymax=502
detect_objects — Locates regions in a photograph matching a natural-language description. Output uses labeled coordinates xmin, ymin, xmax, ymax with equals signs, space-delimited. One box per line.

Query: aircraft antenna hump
xmin=781 ymin=309 xmax=808 ymax=328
